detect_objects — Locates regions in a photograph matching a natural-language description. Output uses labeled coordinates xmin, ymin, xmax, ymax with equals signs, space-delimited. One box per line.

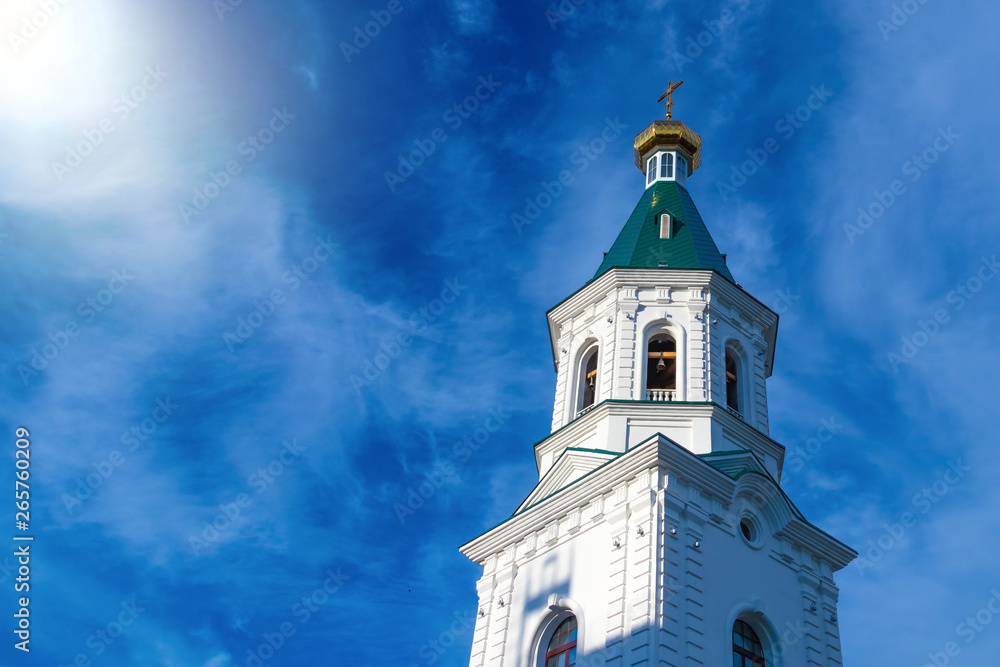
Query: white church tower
xmin=460 ymin=90 xmax=856 ymax=667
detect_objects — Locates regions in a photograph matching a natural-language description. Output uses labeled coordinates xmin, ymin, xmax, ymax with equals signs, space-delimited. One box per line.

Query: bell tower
xmin=460 ymin=93 xmax=855 ymax=667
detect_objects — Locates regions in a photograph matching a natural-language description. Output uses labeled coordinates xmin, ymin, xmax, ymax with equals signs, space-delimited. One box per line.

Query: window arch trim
xmin=526 ymin=597 xmax=585 ymax=667
xmin=723 ymin=606 xmax=783 ymax=667
xmin=640 ymin=319 xmax=686 ymax=402
xmin=723 ymin=338 xmax=750 ymax=420
xmin=576 ymin=342 xmax=600 ymax=416
xmin=565 ymin=336 xmax=604 ymax=424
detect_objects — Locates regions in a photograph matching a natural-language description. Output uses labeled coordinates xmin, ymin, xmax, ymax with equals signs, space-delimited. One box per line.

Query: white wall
xmin=467 ymin=467 xmax=845 ymax=667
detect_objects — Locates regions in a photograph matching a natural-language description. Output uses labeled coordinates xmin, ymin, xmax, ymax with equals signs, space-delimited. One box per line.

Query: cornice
xmin=544 ymin=269 xmax=778 ymax=376
xmin=461 ymin=433 xmax=737 ymax=564
xmin=531 ymin=400 xmax=786 ymax=479
xmin=461 ymin=432 xmax=855 ymax=574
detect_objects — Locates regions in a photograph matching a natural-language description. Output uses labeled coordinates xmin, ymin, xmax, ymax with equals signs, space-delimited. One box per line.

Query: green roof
xmin=594 ymin=180 xmax=735 ymax=282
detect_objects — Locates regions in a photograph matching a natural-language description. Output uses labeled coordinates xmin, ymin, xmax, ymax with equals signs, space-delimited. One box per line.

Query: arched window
xmin=545 ymin=616 xmax=577 ymax=667
xmin=660 ymin=152 xmax=674 ymax=179
xmin=578 ymin=347 xmax=598 ymax=413
xmin=725 ymin=348 xmax=740 ymax=412
xmin=732 ymin=620 xmax=765 ymax=666
xmin=646 ymin=155 xmax=657 ymax=184
xmin=645 ymin=334 xmax=676 ymax=401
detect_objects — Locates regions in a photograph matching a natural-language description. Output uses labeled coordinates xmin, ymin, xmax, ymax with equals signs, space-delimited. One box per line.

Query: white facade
xmin=459 ymin=121 xmax=855 ymax=667
xmin=546 ymin=268 xmax=775 ymax=434
xmin=461 ymin=435 xmax=853 ymax=667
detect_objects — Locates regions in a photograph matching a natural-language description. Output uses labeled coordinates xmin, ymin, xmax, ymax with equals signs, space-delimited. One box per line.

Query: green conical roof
xmin=594 ymin=180 xmax=734 ymax=282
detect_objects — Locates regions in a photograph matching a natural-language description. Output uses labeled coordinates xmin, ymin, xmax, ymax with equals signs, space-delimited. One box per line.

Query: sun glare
xmin=0 ymin=1 xmax=127 ymax=125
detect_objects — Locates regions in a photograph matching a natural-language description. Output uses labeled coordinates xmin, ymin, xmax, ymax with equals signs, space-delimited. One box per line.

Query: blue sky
xmin=1 ymin=0 xmax=999 ymax=664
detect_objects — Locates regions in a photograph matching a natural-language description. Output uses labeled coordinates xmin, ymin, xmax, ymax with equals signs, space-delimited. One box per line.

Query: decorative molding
xmin=545 ymin=521 xmax=559 ymax=546
xmin=568 ymin=508 xmax=582 ymax=533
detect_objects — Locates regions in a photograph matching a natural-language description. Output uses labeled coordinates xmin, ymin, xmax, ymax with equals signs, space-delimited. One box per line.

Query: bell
xmin=656 ymin=357 xmax=666 ymax=372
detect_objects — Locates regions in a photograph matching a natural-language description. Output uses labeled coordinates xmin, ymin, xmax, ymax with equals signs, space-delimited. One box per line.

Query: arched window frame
xmin=726 ymin=347 xmax=741 ymax=413
xmin=640 ymin=320 xmax=686 ymax=402
xmin=575 ymin=342 xmax=600 ymax=416
xmin=528 ymin=601 xmax=585 ymax=667
xmin=544 ymin=616 xmax=577 ymax=667
xmin=659 ymin=152 xmax=673 ymax=179
xmin=724 ymin=607 xmax=783 ymax=667
xmin=723 ymin=339 xmax=750 ymax=420
xmin=675 ymin=154 xmax=688 ymax=185
xmin=733 ymin=619 xmax=766 ymax=666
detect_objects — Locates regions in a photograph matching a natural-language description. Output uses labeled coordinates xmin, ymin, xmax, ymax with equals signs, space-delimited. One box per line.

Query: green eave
xmin=594 ymin=180 xmax=735 ymax=282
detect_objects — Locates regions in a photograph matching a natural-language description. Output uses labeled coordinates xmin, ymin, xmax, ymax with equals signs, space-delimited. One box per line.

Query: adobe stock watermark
xmin=924 ymin=588 xmax=1000 ymax=666
xmin=451 ymin=408 xmax=510 ymax=463
xmin=17 ymin=267 xmax=136 ymax=386
xmin=60 ymin=596 xmax=145 ymax=665
xmin=179 ymin=107 xmax=297 ymax=224
xmin=783 ymin=417 xmax=843 ymax=474
xmin=7 ymin=0 xmax=72 ymax=53
xmin=222 ymin=236 xmax=338 ymax=352
xmin=188 ymin=439 xmax=306 ymax=556
xmin=350 ymin=277 xmax=468 ymax=393
xmin=878 ymin=0 xmax=934 ymax=41
xmin=213 ymin=0 xmax=246 ymax=22
xmin=544 ymin=0 xmax=589 ymax=30
xmin=52 ymin=66 xmax=168 ymax=181
xmin=852 ymin=458 xmax=970 ymax=576
xmin=60 ymin=397 xmax=179 ymax=515
xmin=844 ymin=127 xmax=959 ymax=243
xmin=233 ymin=567 xmax=350 ymax=667
xmin=721 ymin=414 xmax=844 ymax=528
xmin=511 ymin=117 xmax=628 ymax=234
xmin=394 ymin=407 xmax=510 ymax=524
xmin=669 ymin=0 xmax=751 ymax=72
xmin=394 ymin=461 xmax=459 ymax=524
xmin=406 ymin=608 xmax=477 ymax=667
xmin=340 ymin=0 xmax=406 ymax=63
xmin=384 ymin=74 xmax=502 ymax=192
xmin=715 ymin=85 xmax=833 ymax=202
xmin=770 ymin=288 xmax=800 ymax=314
xmin=887 ymin=254 xmax=998 ymax=372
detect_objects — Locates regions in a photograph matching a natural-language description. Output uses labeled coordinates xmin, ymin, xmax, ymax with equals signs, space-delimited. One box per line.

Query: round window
xmin=738 ymin=514 xmax=763 ymax=549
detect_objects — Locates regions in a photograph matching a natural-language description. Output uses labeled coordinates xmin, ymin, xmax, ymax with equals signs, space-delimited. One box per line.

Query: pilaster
xmin=798 ymin=571 xmax=825 ymax=667
xmin=616 ymin=287 xmax=639 ymax=400
xmin=687 ymin=290 xmax=709 ymax=402
xmin=469 ymin=573 xmax=495 ymax=667
xmin=660 ymin=492 xmax=684 ymax=667
xmin=485 ymin=551 xmax=517 ymax=667
xmin=628 ymin=472 xmax=658 ymax=666
xmin=604 ymin=483 xmax=630 ymax=666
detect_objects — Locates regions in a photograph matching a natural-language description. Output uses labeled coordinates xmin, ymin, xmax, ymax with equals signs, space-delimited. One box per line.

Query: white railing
xmin=645 ymin=388 xmax=677 ymax=401
xmin=575 ymin=404 xmax=597 ymax=419
xmin=725 ymin=405 xmax=744 ymax=421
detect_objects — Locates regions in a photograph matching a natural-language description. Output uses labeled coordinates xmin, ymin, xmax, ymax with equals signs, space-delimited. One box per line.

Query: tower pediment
xmin=517 ymin=447 xmax=620 ymax=512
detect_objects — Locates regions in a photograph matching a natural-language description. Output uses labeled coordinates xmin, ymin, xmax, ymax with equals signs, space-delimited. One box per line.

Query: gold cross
xmin=657 ymin=80 xmax=684 ymax=120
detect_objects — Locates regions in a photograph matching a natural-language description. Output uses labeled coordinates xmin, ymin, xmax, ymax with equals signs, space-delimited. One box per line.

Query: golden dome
xmin=633 ymin=120 xmax=702 ymax=175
